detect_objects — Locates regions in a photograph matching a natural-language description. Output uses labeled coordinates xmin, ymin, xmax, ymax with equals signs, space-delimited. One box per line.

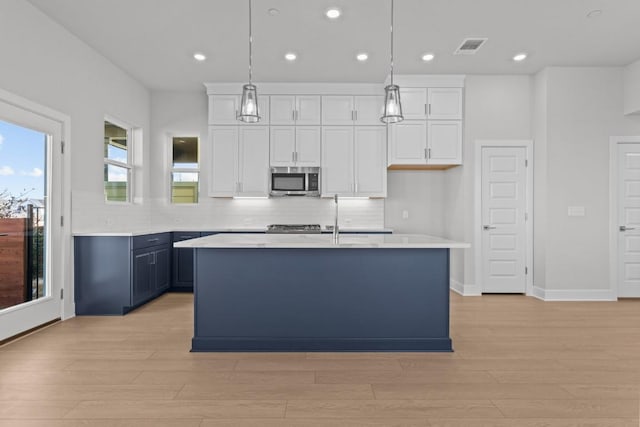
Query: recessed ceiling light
xmin=513 ymin=53 xmax=527 ymax=62
xmin=285 ymin=52 xmax=297 ymax=61
xmin=193 ymin=52 xmax=206 ymax=61
xmin=587 ymin=9 xmax=602 ymax=18
xmin=356 ymin=53 xmax=369 ymax=62
xmin=326 ymin=8 xmax=341 ymax=19
xmin=421 ymin=53 xmax=435 ymax=62
xmin=268 ymin=8 xmax=280 ymax=16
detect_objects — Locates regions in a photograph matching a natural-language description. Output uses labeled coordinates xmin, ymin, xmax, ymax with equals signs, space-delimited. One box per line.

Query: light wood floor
xmin=1 ymin=292 xmax=639 ymax=426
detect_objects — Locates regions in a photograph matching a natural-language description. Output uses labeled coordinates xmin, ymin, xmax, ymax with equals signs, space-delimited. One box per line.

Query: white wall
xmin=536 ymin=67 xmax=640 ymax=292
xmin=149 ymin=91 xmax=385 ymax=229
xmin=445 ymin=75 xmax=533 ymax=289
xmin=0 ymin=0 xmax=152 ymax=233
xmin=624 ymin=59 xmax=640 ymax=115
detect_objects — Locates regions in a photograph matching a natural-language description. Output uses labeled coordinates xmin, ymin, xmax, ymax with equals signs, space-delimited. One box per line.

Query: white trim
xmin=450 ymin=278 xmax=481 ymax=296
xmin=385 ymin=74 xmax=466 ymax=88
xmin=532 ymin=287 xmax=617 ymax=301
xmin=0 ymin=88 xmax=73 ymax=340
xmin=205 ymin=83 xmax=382 ymax=96
xmin=168 ymin=133 xmax=201 ymax=205
xmin=474 ymin=140 xmax=534 ymax=296
xmin=609 ymin=136 xmax=640 ymax=300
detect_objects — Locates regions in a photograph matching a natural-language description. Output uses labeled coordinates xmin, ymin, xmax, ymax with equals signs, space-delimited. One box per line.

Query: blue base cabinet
xmin=171 ymin=232 xmax=202 ymax=292
xmin=75 ymin=233 xmax=171 ymax=315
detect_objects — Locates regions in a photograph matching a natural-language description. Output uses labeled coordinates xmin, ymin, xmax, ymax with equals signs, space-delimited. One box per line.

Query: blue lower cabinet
xmin=171 ymin=232 xmax=202 ymax=292
xmin=74 ymin=233 xmax=171 ymax=315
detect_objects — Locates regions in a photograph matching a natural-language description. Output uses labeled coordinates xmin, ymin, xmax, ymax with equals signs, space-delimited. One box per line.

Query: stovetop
xmin=266 ymin=224 xmax=322 ymax=234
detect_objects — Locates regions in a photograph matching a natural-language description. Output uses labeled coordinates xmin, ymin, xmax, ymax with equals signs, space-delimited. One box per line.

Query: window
xmin=104 ymin=120 xmax=131 ymax=202
xmin=171 ymin=136 xmax=199 ymax=203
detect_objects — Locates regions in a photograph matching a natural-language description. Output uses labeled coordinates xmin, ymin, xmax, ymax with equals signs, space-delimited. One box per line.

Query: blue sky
xmin=0 ymin=120 xmax=46 ymax=199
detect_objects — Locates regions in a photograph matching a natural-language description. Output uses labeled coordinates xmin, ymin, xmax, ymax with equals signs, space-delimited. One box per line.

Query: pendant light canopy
xmin=239 ymin=0 xmax=260 ymax=123
xmin=381 ymin=0 xmax=403 ymax=124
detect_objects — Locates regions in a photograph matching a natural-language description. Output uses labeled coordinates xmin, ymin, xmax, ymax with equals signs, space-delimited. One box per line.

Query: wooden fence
xmin=0 ymin=218 xmax=28 ymax=309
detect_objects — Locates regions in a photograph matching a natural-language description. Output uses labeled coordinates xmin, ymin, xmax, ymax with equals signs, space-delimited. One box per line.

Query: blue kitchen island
xmin=175 ymin=233 xmax=469 ymax=352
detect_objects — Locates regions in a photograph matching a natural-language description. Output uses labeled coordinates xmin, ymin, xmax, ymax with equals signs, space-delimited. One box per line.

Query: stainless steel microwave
xmin=270 ymin=167 xmax=320 ymax=197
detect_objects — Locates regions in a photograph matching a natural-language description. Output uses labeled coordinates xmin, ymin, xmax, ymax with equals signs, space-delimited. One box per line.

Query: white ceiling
xmin=27 ymin=0 xmax=640 ymax=91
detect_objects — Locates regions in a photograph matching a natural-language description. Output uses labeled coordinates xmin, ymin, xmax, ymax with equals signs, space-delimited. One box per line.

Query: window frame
xmin=103 ymin=116 xmax=133 ymax=204
xmin=169 ymin=134 xmax=200 ymax=205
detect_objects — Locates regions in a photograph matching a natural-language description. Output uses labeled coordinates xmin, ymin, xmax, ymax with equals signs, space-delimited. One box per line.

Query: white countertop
xmin=73 ymin=227 xmax=393 ymax=237
xmin=174 ymin=233 xmax=470 ymax=249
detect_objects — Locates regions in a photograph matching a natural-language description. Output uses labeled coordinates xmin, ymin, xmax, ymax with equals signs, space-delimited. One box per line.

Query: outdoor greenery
xmin=0 ymin=188 xmax=32 ymax=218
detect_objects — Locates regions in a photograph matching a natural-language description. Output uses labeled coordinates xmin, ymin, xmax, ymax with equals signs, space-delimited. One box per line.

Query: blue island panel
xmin=192 ymin=247 xmax=452 ymax=352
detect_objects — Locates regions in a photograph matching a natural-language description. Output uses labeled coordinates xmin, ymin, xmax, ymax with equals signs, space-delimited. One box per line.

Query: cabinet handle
xmin=424 ymin=148 xmax=428 ymax=159
xmin=354 ymin=110 xmax=358 ymax=121
xmin=355 ymin=182 xmax=359 ymax=193
xmin=179 ymin=235 xmax=194 ymax=239
xmin=424 ymin=104 xmax=427 ymax=115
xmin=292 ymin=151 xmax=295 ymax=162
xmin=292 ymin=110 xmax=295 ymax=121
xmin=428 ymin=148 xmax=431 ymax=159
xmin=147 ymin=238 xmax=160 ymax=243
xmin=428 ymin=104 xmax=432 ymax=115
xmin=295 ymin=152 xmax=298 ymax=162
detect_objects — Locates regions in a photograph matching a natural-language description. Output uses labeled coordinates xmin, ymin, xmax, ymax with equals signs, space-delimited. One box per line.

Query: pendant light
xmin=238 ymin=0 xmax=260 ymax=123
xmin=380 ymin=0 xmax=403 ymax=123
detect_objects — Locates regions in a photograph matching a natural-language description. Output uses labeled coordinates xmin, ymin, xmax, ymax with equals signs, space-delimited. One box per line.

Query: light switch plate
xmin=568 ymin=206 xmax=586 ymax=217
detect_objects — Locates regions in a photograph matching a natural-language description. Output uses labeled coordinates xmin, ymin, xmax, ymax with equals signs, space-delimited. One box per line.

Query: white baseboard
xmin=450 ymin=278 xmax=482 ymax=296
xmin=532 ymin=286 xmax=617 ymax=301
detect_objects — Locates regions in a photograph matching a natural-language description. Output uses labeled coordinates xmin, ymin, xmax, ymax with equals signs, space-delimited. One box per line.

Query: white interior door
xmin=481 ymin=147 xmax=527 ymax=293
xmin=617 ymin=143 xmax=640 ymax=297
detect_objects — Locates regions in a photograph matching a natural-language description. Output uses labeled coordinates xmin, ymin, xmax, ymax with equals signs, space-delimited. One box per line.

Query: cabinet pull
xmin=295 ymin=152 xmax=298 ymax=162
xmin=424 ymin=148 xmax=428 ymax=159
xmin=424 ymin=104 xmax=427 ymax=115
xmin=147 ymin=238 xmax=160 ymax=243
xmin=179 ymin=235 xmax=194 ymax=239
xmin=354 ymin=110 xmax=358 ymax=121
xmin=355 ymin=182 xmax=359 ymax=193
xmin=292 ymin=151 xmax=295 ymax=162
xmin=428 ymin=148 xmax=432 ymax=159
xmin=428 ymin=104 xmax=432 ymax=115
xmin=292 ymin=110 xmax=295 ymax=121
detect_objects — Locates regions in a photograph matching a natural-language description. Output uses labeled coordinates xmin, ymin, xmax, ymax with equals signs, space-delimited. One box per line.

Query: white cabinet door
xmin=238 ymin=126 xmax=270 ymax=196
xmin=209 ymin=95 xmax=239 ymax=125
xmin=354 ymin=126 xmax=386 ymax=197
xmin=210 ymin=126 xmax=239 ymax=196
xmin=295 ymin=127 xmax=321 ymax=167
xmin=399 ymin=88 xmax=427 ymax=120
xmin=241 ymin=95 xmax=269 ymax=125
xmin=295 ymin=95 xmax=321 ymax=125
xmin=270 ymin=126 xmax=296 ymax=167
xmin=322 ymin=96 xmax=354 ymax=125
xmin=428 ymin=88 xmax=463 ymax=120
xmin=388 ymin=121 xmax=427 ymax=165
xmin=355 ymin=95 xmax=384 ymax=125
xmin=270 ymin=95 xmax=296 ymax=125
xmin=322 ymin=127 xmax=354 ymax=196
xmin=427 ymin=121 xmax=462 ymax=165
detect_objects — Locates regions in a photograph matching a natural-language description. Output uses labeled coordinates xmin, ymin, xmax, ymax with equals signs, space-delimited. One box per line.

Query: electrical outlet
xmin=402 ymin=210 xmax=409 ymax=220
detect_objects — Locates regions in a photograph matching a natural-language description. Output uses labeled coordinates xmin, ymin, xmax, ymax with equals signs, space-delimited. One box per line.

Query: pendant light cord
xmin=248 ymin=0 xmax=253 ymax=84
xmin=390 ymin=0 xmax=394 ymax=86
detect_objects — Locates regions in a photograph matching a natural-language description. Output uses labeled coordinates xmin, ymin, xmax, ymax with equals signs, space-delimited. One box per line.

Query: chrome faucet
xmin=332 ymin=194 xmax=339 ymax=244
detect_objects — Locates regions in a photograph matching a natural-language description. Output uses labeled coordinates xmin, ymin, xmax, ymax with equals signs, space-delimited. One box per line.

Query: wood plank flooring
xmin=0 ymin=292 xmax=639 ymax=426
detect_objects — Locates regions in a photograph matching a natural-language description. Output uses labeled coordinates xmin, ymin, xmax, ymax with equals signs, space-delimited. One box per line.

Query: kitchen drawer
xmin=172 ymin=232 xmax=201 ymax=242
xmin=133 ymin=233 xmax=171 ymax=250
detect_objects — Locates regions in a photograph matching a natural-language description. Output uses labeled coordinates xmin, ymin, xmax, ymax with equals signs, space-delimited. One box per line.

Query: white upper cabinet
xmin=322 ymin=127 xmax=354 ymax=196
xmin=427 ymin=121 xmax=462 ymax=165
xmin=209 ymin=95 xmax=239 ymax=125
xmin=322 ymin=96 xmax=354 ymax=125
xmin=295 ymin=96 xmax=321 ymax=125
xmin=321 ymin=95 xmax=384 ymax=126
xmin=322 ymin=126 xmax=386 ymax=197
xmin=295 ymin=127 xmax=321 ymax=167
xmin=238 ymin=126 xmax=270 ymax=196
xmin=400 ymin=88 xmax=427 ymax=120
xmin=427 ymin=88 xmax=462 ymax=120
xmin=209 ymin=95 xmax=269 ymax=125
xmin=388 ymin=121 xmax=427 ymax=165
xmin=270 ymin=126 xmax=296 ymax=166
xmin=270 ymin=126 xmax=320 ymax=167
xmin=354 ymin=127 xmax=386 ymax=197
xmin=354 ymin=95 xmax=384 ymax=125
xmin=271 ymin=95 xmax=320 ymax=125
xmin=210 ymin=125 xmax=269 ymax=197
xmin=210 ymin=127 xmax=239 ymax=196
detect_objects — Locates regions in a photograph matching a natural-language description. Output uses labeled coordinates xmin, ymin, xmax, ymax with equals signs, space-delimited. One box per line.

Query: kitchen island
xmin=175 ymin=233 xmax=469 ymax=352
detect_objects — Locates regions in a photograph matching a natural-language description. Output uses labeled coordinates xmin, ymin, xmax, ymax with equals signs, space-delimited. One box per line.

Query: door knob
xmin=483 ymin=225 xmax=496 ymax=230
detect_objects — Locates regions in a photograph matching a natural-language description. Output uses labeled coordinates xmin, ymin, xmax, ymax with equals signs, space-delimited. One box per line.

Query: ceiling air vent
xmin=454 ymin=38 xmax=488 ymax=55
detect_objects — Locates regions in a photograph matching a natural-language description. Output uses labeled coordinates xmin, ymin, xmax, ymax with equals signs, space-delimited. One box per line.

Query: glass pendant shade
xmin=381 ymin=84 xmax=403 ymax=123
xmin=239 ymin=84 xmax=260 ymax=123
